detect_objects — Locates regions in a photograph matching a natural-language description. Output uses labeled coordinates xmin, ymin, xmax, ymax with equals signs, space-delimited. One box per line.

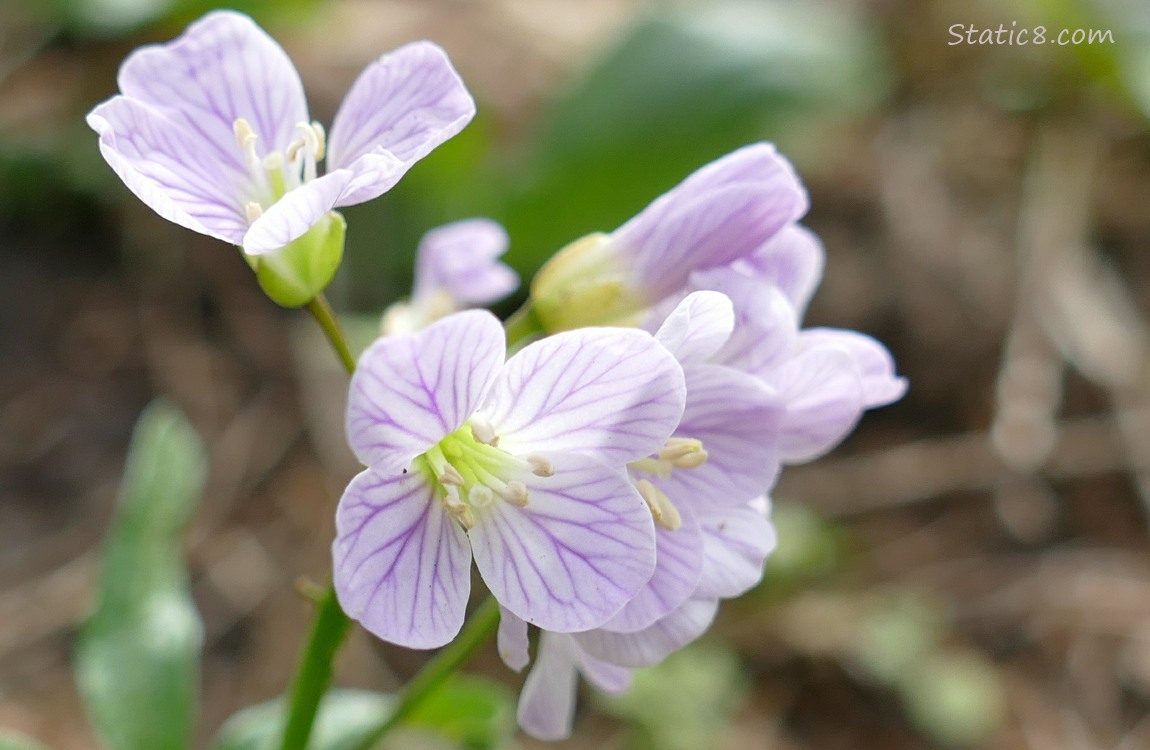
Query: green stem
xmin=278 ymin=295 xmax=358 ymax=750
xmin=278 ymin=587 xmax=353 ymax=750
xmin=304 ymin=294 xmax=356 ymax=375
xmin=356 ymin=597 xmax=501 ymax=749
xmin=283 ymin=296 xmax=503 ymax=750
xmin=503 ymin=300 xmax=544 ymax=352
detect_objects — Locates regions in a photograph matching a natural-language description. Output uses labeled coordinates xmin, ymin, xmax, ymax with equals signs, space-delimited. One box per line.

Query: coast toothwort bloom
xmin=335 ymin=310 xmax=687 ymax=648
xmin=382 ymin=218 xmax=518 ymax=335
xmin=87 ymin=10 xmax=474 ymax=259
xmin=531 ymin=143 xmax=809 ymax=331
xmin=504 ymin=496 xmax=778 ymax=740
xmin=500 ymin=292 xmax=782 ymax=740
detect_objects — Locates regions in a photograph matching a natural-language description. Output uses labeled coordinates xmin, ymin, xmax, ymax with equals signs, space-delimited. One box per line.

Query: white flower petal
xmin=333 ymin=469 xmax=472 ymax=649
xmin=601 ymin=503 xmax=704 ymax=633
xmin=327 ymin=41 xmax=475 ymax=205
xmin=800 ymin=328 xmax=908 ymax=408
xmin=346 ymin=310 xmax=505 ymax=474
xmin=659 ymin=363 xmax=784 ymax=509
xmin=498 ymin=606 xmax=530 ymax=673
xmin=483 ymin=327 xmax=686 ymax=465
xmin=574 ymin=597 xmax=719 ymax=668
xmin=654 ymin=290 xmax=735 ymax=367
xmin=772 ymin=344 xmax=865 ymax=463
xmin=116 ymin=10 xmax=308 ymax=160
xmin=516 ymin=631 xmax=580 ymax=741
xmin=87 ymin=98 xmax=250 ymax=245
xmin=695 ymin=499 xmax=776 ymax=599
xmin=468 ymin=452 xmax=656 ymax=633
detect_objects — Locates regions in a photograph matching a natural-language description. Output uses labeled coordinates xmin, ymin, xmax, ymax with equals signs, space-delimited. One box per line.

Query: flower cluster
xmin=340 ymin=146 xmax=906 ymax=738
xmin=89 ymin=11 xmax=906 ymax=744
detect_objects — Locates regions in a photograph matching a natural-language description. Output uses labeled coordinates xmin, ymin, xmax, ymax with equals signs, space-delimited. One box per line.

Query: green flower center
xmin=419 ymin=421 xmax=542 ymax=529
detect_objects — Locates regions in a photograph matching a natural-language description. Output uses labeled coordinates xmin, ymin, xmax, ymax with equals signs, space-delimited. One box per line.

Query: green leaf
xmin=212 ymin=690 xmax=395 ymax=750
xmin=600 ymin=644 xmax=746 ymax=750
xmin=497 ymin=0 xmax=890 ymax=275
xmin=75 ymin=399 xmax=207 ymax=750
xmin=404 ymin=675 xmax=516 ymax=750
xmin=0 ymin=731 xmax=55 ymax=750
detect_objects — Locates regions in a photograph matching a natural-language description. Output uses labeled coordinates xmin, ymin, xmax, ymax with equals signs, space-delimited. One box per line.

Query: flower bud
xmin=253 ymin=210 xmax=346 ymax=308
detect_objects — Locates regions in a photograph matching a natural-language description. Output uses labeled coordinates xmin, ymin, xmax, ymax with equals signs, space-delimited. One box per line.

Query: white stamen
xmin=469 ymin=485 xmax=494 ymax=508
xmin=527 ymin=455 xmax=555 ymax=477
xmin=310 ymin=120 xmax=327 ymax=161
xmin=263 ymin=151 xmax=283 ymax=173
xmin=245 ymin=201 xmax=264 ymax=223
xmin=628 ymin=457 xmax=671 ymax=479
xmin=659 ymin=438 xmax=708 ymax=469
xmin=470 ymin=417 xmax=499 ymax=446
xmin=438 ymin=464 xmax=465 ymax=486
xmin=501 ymin=480 xmax=529 ymax=507
xmin=636 ymin=479 xmax=682 ymax=531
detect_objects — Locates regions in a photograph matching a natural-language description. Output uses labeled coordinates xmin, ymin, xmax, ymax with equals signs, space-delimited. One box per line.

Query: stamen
xmin=629 ymin=457 xmax=672 ymax=480
xmin=527 ymin=455 xmax=555 ymax=477
xmin=470 ymin=416 xmax=499 ymax=446
xmin=636 ymin=479 xmax=682 ymax=531
xmin=233 ymin=118 xmax=255 ymax=146
xmin=438 ymin=464 xmax=465 ymax=486
xmin=469 ymin=485 xmax=494 ymax=508
xmin=659 ymin=437 xmax=708 ymax=469
xmin=245 ymin=202 xmax=264 ymax=223
xmin=501 ymin=480 xmax=529 ymax=507
xmin=310 ymin=120 xmax=326 ymax=161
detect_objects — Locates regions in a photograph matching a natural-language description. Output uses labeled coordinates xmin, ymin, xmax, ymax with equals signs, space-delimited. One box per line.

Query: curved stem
xmin=305 ymin=294 xmax=357 ymax=374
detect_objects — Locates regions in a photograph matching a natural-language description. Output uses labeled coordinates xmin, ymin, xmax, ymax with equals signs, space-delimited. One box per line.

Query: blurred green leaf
xmin=75 ymin=399 xmax=207 ymax=750
xmin=51 ymin=0 xmax=323 ymax=38
xmin=1028 ymin=0 xmax=1150 ymax=118
xmin=496 ymin=0 xmax=890 ymax=275
xmin=212 ymin=690 xmax=394 ymax=750
xmin=601 ymin=644 xmax=746 ymax=750
xmin=854 ymin=592 xmax=946 ymax=686
xmin=404 ymin=675 xmax=516 ymax=750
xmin=0 ymin=731 xmax=54 ymax=750
xmin=901 ymin=651 xmax=1007 ymax=747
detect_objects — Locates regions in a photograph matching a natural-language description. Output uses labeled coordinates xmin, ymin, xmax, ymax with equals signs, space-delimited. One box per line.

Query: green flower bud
xmin=253 ymin=211 xmax=346 ymax=308
xmin=530 ymin=232 xmax=646 ymax=332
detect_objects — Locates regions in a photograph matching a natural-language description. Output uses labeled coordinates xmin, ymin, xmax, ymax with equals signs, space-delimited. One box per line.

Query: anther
xmin=233 ymin=118 xmax=255 ymax=147
xmin=245 ymin=202 xmax=264 ymax=223
xmin=470 ymin=417 xmax=499 ymax=446
xmin=501 ymin=480 xmax=529 ymax=507
xmin=636 ymin=479 xmax=682 ymax=531
xmin=527 ymin=455 xmax=555 ymax=477
xmin=659 ymin=438 xmax=708 ymax=469
xmin=438 ymin=464 xmax=465 ymax=487
xmin=310 ymin=120 xmax=326 ymax=161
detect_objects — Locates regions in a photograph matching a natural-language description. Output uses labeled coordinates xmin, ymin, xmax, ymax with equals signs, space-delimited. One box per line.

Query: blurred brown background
xmin=3 ymin=0 xmax=1150 ymax=748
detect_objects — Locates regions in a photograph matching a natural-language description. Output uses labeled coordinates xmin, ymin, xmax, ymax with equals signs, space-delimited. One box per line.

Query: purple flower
xmin=334 ymin=310 xmax=687 ymax=648
xmin=531 ymin=144 xmax=809 ymax=331
xmin=87 ymin=10 xmax=474 ymax=257
xmin=382 ymin=219 xmax=519 ymax=335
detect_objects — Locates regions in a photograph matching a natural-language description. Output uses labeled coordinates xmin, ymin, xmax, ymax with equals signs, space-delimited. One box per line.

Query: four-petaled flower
xmin=335 ymin=310 xmax=687 ymax=648
xmin=87 ymin=10 xmax=474 ymax=259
